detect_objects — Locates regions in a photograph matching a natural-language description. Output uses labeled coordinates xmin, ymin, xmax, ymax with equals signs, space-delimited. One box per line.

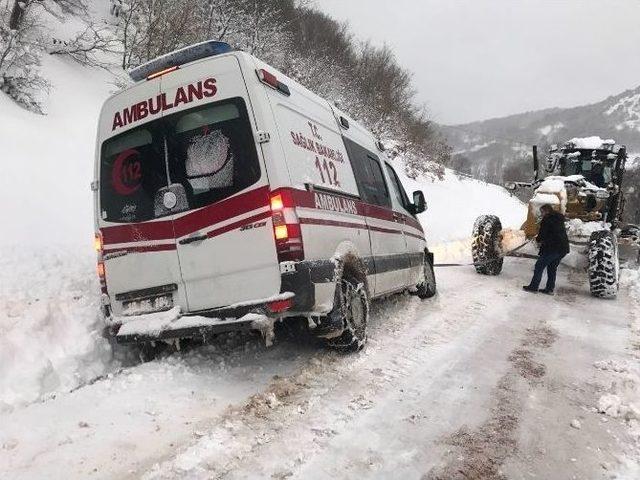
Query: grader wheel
xmin=588 ymin=230 xmax=619 ymax=299
xmin=472 ymin=215 xmax=504 ymax=275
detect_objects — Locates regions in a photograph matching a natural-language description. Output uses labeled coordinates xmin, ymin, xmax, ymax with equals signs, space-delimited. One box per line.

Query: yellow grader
xmin=471 ymin=138 xmax=639 ymax=299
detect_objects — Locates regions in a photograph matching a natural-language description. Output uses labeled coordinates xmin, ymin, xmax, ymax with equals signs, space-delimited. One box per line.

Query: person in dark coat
xmin=523 ymin=204 xmax=570 ymax=294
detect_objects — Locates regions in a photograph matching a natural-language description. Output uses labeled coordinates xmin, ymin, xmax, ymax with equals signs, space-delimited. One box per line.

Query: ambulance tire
xmin=325 ymin=272 xmax=369 ymax=352
xmin=415 ymin=253 xmax=437 ymax=299
xmin=588 ymin=230 xmax=619 ymax=299
xmin=472 ymin=215 xmax=504 ymax=275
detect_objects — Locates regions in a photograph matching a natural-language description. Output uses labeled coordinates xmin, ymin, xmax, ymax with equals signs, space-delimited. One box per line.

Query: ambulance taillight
xmin=95 ymin=233 xmax=108 ymax=295
xmin=266 ymin=297 xmax=294 ymax=314
xmin=270 ymin=191 xmax=304 ymax=262
xmin=94 ymin=233 xmax=103 ymax=253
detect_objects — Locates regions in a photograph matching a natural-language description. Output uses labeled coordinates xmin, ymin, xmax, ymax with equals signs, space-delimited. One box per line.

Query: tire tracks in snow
xmin=141 ymin=276 xmax=521 ymax=479
xmin=424 ymin=323 xmax=558 ymax=480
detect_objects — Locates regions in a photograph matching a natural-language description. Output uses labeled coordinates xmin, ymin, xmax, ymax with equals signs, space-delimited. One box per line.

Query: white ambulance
xmin=94 ymin=41 xmax=436 ymax=352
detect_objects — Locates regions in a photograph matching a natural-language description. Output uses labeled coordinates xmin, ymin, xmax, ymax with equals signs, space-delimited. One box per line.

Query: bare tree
xmin=49 ymin=23 xmax=120 ymax=69
xmin=114 ymin=0 xmax=201 ymax=70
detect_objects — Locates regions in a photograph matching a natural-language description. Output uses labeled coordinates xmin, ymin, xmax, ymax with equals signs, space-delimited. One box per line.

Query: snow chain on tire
xmin=471 ymin=215 xmax=504 ymax=275
xmin=326 ymin=275 xmax=369 ymax=352
xmin=588 ymin=230 xmax=619 ymax=299
xmin=416 ymin=253 xmax=437 ymax=299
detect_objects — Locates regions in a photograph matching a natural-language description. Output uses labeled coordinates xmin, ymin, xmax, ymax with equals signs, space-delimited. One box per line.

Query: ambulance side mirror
xmin=412 ymin=190 xmax=427 ymax=214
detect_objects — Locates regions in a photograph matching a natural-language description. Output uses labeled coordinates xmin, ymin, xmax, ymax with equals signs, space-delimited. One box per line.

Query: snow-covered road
xmin=2 ymin=260 xmax=639 ymax=480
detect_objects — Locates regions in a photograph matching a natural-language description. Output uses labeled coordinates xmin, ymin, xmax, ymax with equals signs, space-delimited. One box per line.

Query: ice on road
xmin=2 ymin=259 xmax=639 ymax=480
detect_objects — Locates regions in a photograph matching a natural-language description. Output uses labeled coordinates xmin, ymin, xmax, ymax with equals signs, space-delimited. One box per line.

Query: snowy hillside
xmin=443 ymin=85 xmax=640 ymax=155
xmin=0 ymin=52 xmax=525 ymax=409
xmin=606 ymin=89 xmax=640 ymax=135
xmin=442 ymin=85 xmax=640 ymax=183
xmin=0 ymin=54 xmax=115 ymax=248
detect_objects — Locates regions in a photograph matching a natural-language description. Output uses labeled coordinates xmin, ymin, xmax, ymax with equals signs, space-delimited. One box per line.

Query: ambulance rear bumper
xmin=113 ymin=315 xmax=257 ymax=344
xmin=108 ymin=293 xmax=295 ymax=345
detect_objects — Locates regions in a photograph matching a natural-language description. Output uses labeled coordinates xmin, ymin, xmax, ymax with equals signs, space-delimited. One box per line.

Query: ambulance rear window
xmin=166 ymin=99 xmax=260 ymax=207
xmin=99 ymin=124 xmax=166 ymax=223
xmin=99 ymin=97 xmax=260 ymax=223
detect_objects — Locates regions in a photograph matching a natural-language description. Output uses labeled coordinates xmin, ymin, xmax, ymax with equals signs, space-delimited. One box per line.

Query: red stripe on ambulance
xmin=101 ymin=185 xmax=424 ymax=249
xmin=101 ymin=186 xmax=270 ymax=246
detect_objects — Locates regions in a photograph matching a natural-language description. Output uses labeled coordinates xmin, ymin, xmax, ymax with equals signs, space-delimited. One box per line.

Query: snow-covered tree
xmin=2 ymin=0 xmax=451 ymax=171
xmin=0 ymin=1 xmax=49 ymax=112
xmin=1 ymin=0 xmax=94 ymax=111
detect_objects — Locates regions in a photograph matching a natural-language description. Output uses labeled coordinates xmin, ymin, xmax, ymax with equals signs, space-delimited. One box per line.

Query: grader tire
xmin=472 ymin=215 xmax=504 ymax=275
xmin=588 ymin=230 xmax=619 ymax=299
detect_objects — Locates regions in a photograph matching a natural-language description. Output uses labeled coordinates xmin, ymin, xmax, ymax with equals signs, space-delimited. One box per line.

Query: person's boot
xmin=522 ymin=285 xmax=538 ymax=293
xmin=539 ymin=288 xmax=554 ymax=295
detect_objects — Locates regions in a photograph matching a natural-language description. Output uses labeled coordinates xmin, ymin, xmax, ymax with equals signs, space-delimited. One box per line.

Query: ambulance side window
xmin=385 ymin=163 xmax=412 ymax=215
xmin=343 ymin=137 xmax=391 ymax=208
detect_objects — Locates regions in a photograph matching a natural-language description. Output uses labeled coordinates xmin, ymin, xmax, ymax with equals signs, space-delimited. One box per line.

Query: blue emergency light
xmin=129 ymin=41 xmax=233 ymax=82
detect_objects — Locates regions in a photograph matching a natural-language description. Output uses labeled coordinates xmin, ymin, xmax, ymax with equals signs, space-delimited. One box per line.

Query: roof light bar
xmin=129 ymin=40 xmax=233 ymax=82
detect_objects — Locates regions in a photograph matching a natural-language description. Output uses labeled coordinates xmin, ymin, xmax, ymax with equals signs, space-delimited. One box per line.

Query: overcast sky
xmin=315 ymin=0 xmax=640 ymax=125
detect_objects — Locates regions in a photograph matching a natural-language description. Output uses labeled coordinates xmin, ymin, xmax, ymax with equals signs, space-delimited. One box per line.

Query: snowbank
xmin=392 ymin=164 xmax=525 ymax=247
xmin=387 ymin=165 xmax=525 ymax=264
xmin=565 ymin=219 xmax=607 ymax=238
xmin=594 ymin=357 xmax=640 ymax=443
xmin=0 ymin=46 xmax=119 ymax=409
xmin=0 ymin=245 xmax=112 ymax=411
xmin=620 ymin=268 xmax=640 ymax=301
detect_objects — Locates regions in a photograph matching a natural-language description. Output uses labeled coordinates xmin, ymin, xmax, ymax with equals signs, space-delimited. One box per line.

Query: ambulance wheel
xmin=588 ymin=230 xmax=619 ymax=299
xmin=415 ymin=253 xmax=437 ymax=299
xmin=325 ymin=273 xmax=369 ymax=352
xmin=472 ymin=215 xmax=504 ymax=275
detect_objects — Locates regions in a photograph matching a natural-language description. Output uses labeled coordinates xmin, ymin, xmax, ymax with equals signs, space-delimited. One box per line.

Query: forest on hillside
xmin=0 ymin=0 xmax=450 ymax=177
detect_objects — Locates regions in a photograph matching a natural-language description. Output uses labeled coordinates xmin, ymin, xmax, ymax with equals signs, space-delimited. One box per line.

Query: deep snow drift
xmin=0 ymin=54 xmax=118 ymax=410
xmin=0 ymin=246 xmax=111 ymax=410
